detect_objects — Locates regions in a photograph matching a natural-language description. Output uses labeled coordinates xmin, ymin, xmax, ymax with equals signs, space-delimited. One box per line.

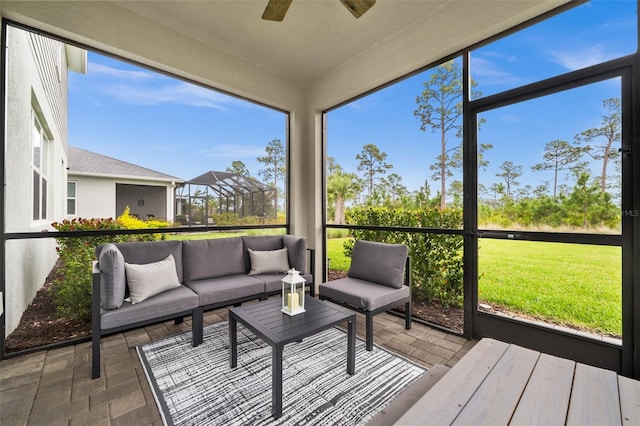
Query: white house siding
xmin=70 ymin=176 xmax=118 ymax=219
xmin=4 ymin=26 xmax=78 ymax=335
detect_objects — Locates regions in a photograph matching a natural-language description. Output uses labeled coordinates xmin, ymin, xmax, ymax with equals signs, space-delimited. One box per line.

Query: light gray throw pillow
xmin=99 ymin=243 xmax=126 ymax=310
xmin=348 ymin=240 xmax=408 ymax=289
xmin=248 ymin=247 xmax=290 ymax=275
xmin=125 ymin=254 xmax=181 ymax=304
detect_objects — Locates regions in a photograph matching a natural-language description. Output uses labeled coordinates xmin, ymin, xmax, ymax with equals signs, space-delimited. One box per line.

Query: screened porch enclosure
xmin=176 ymin=171 xmax=276 ymax=226
xmin=116 ymin=183 xmax=167 ymax=221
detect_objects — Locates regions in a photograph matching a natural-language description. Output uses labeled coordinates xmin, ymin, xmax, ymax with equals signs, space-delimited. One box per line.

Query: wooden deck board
xmin=510 ymin=353 xmax=575 ymax=425
xmin=395 ymin=338 xmax=509 ymax=426
xmin=394 ymin=338 xmax=640 ymax=426
xmin=452 ymin=344 xmax=539 ymax=426
xmin=565 ymin=363 xmax=621 ymax=426
xmin=619 ymin=375 xmax=640 ymax=425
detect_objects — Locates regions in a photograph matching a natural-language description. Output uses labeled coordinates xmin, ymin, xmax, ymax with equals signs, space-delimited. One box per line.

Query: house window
xmin=67 ymin=181 xmax=77 ymax=216
xmin=32 ymin=112 xmax=49 ymax=221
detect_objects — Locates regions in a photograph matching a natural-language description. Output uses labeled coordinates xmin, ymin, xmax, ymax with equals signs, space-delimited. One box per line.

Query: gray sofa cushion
xmin=184 ymin=274 xmax=264 ymax=306
xmin=124 ymin=254 xmax=181 ymax=304
xmin=114 ymin=240 xmax=184 ymax=282
xmin=248 ymin=247 xmax=290 ymax=275
xmin=242 ymin=235 xmax=284 ymax=272
xmin=319 ymin=277 xmax=410 ymax=311
xmin=98 ymin=244 xmax=126 ymax=310
xmin=283 ymin=235 xmax=307 ymax=272
xmin=254 ymin=272 xmax=314 ymax=293
xmin=100 ymin=286 xmax=198 ymax=330
xmin=182 ymin=237 xmax=245 ymax=281
xmin=348 ymin=240 xmax=408 ymax=289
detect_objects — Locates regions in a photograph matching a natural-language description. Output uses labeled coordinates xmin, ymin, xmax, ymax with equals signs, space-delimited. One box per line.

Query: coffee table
xmin=229 ymin=297 xmax=356 ymax=418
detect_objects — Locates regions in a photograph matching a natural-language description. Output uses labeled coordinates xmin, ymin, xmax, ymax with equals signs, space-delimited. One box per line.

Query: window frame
xmin=31 ymin=111 xmax=49 ymax=222
xmin=67 ymin=181 xmax=77 ymax=216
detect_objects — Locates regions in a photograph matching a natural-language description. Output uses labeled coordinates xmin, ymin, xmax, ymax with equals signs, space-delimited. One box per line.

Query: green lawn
xmin=326 ymin=237 xmax=622 ymax=336
xmin=479 ymin=239 xmax=621 ymax=336
xmin=326 ymin=237 xmax=352 ymax=271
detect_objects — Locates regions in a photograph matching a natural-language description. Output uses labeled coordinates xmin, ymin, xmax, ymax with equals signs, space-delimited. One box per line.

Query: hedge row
xmin=345 ymin=206 xmax=464 ymax=307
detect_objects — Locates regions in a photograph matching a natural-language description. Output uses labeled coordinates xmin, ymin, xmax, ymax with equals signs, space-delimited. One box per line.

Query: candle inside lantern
xmin=288 ymin=292 xmax=299 ymax=311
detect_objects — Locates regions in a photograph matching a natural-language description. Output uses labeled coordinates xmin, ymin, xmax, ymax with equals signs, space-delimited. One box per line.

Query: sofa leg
xmin=405 ymin=301 xmax=412 ymax=330
xmin=174 ymin=317 xmax=184 ymax=325
xmin=366 ymin=313 xmax=374 ymax=351
xmin=91 ymin=334 xmax=101 ymax=379
xmin=192 ymin=307 xmax=204 ymax=347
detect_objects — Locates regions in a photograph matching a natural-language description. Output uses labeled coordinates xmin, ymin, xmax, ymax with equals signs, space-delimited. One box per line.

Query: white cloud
xmin=88 ymin=62 xmax=157 ymax=82
xmin=547 ymin=44 xmax=612 ymax=71
xmin=86 ymin=61 xmax=243 ymax=110
xmin=196 ymin=144 xmax=265 ymax=158
xmin=498 ymin=113 xmax=522 ymax=123
xmin=471 ymin=57 xmax=528 ymax=87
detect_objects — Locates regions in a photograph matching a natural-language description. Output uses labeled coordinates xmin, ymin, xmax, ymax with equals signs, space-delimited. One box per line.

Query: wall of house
xmin=69 ymin=175 xmax=176 ymax=222
xmin=4 ymin=26 xmax=70 ymax=334
xmin=69 ymin=175 xmax=117 ymax=219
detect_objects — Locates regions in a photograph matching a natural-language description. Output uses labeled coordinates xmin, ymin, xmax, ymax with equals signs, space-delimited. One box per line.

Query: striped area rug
xmin=137 ymin=322 xmax=425 ymax=426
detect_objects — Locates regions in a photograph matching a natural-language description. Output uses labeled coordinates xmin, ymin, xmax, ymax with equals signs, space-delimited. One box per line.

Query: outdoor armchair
xmin=319 ymin=240 xmax=411 ymax=350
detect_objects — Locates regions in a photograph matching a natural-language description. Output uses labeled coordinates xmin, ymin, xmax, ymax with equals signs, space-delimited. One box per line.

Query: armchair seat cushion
xmin=319 ymin=277 xmax=410 ymax=311
xmin=100 ymin=286 xmax=198 ymax=330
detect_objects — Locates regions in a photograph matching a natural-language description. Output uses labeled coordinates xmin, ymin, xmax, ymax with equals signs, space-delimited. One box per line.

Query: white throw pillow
xmin=125 ymin=254 xmax=181 ymax=304
xmin=248 ymin=247 xmax=290 ymax=275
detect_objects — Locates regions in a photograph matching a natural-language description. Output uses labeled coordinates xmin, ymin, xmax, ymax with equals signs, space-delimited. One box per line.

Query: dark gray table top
xmin=229 ymin=297 xmax=355 ymax=346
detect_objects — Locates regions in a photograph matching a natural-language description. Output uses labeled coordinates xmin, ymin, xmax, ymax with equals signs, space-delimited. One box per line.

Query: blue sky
xmin=69 ymin=0 xmax=636 ymax=197
xmin=328 ymin=0 xmax=636 ymax=196
xmin=69 ymin=62 xmax=287 ymax=181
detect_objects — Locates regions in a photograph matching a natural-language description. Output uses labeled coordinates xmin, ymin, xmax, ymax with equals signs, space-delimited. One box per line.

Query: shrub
xmin=50 ymin=208 xmax=171 ymax=321
xmin=344 ymin=206 xmax=464 ymax=307
xmin=116 ymin=206 xmax=168 ymax=241
xmin=50 ymin=218 xmax=126 ymax=321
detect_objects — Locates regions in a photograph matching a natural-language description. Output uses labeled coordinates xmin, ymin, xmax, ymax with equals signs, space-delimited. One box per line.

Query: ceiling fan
xmin=262 ymin=0 xmax=376 ymax=22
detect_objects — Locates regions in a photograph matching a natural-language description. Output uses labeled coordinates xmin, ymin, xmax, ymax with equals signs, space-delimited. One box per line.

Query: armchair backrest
xmin=347 ymin=240 xmax=409 ymax=289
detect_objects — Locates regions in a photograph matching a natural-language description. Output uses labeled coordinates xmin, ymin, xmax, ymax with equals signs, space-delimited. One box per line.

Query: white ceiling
xmin=114 ymin=0 xmax=571 ymax=85
xmin=0 ymin=0 xmax=572 ymax=109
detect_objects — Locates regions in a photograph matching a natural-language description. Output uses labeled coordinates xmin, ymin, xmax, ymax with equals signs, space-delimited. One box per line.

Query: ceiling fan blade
xmin=339 ymin=0 xmax=376 ymax=18
xmin=262 ymin=0 xmax=293 ymax=21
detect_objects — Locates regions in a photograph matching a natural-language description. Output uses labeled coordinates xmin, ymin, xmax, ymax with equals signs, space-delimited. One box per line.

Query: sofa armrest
xmin=92 ymin=261 xmax=101 ymax=333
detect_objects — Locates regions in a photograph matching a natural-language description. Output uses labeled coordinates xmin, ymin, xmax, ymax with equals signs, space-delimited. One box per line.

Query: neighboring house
xmin=4 ymin=26 xmax=87 ymax=335
xmin=67 ymin=146 xmax=182 ymax=222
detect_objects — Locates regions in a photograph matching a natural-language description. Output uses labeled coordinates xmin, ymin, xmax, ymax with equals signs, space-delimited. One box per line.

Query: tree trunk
xmin=601 ymin=142 xmax=611 ymax=192
xmin=334 ymin=195 xmax=345 ymax=224
xmin=440 ymin=121 xmax=446 ymax=210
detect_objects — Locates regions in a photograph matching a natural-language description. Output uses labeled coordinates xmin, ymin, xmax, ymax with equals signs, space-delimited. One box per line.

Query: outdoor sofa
xmin=91 ymin=234 xmax=314 ymax=379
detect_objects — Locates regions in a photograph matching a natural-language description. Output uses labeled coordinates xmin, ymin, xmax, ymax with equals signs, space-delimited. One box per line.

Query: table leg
xmin=273 ymin=344 xmax=283 ymax=418
xmin=347 ymin=316 xmax=356 ymax=375
xmin=229 ymin=316 xmax=237 ymax=368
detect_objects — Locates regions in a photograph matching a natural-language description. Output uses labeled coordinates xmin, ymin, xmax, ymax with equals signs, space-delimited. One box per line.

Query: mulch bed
xmin=5 ymin=269 xmax=463 ymax=353
xmin=5 ymin=260 xmax=91 ymax=352
xmin=327 ymin=270 xmax=464 ymax=333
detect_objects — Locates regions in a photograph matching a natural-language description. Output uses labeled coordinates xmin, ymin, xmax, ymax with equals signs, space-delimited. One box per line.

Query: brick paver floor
xmin=1 ymin=303 xmax=476 ymax=425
